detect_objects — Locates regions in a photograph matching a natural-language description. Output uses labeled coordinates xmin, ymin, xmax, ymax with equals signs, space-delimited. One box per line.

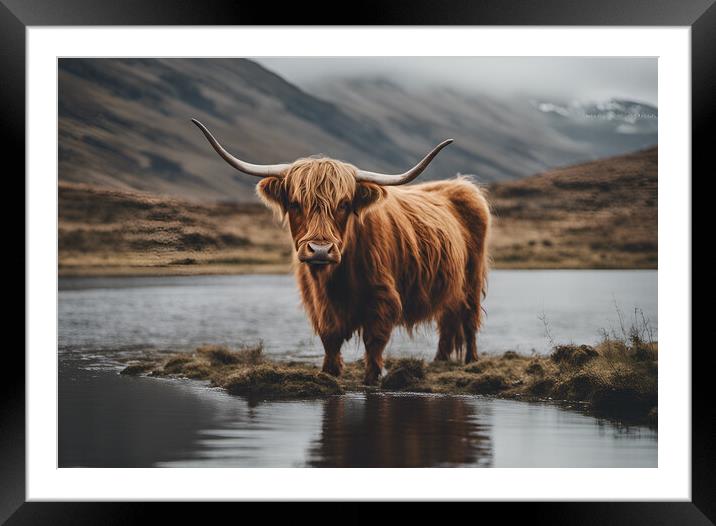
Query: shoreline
xmin=120 ymin=341 xmax=658 ymax=426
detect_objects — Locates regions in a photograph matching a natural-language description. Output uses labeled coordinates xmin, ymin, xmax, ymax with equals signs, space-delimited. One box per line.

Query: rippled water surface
xmin=59 ymin=270 xmax=657 ymax=359
xmin=58 ymin=270 xmax=657 ymax=468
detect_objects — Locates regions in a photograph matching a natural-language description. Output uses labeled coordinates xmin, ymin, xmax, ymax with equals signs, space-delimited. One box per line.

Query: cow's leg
xmin=320 ymin=333 xmax=344 ymax=377
xmin=463 ymin=308 xmax=478 ymax=364
xmin=362 ymin=328 xmax=390 ymax=385
xmin=362 ymin=286 xmax=400 ymax=385
xmin=463 ymin=260 xmax=485 ymax=364
xmin=435 ymin=311 xmax=461 ymax=361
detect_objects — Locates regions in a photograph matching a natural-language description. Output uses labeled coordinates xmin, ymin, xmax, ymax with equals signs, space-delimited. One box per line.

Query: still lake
xmin=59 ymin=270 xmax=657 ymax=468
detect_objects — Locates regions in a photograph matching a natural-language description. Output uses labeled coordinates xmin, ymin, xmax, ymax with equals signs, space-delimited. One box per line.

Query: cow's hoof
xmin=321 ymin=361 xmax=343 ymax=377
xmin=363 ymin=370 xmax=381 ymax=386
xmin=465 ymin=354 xmax=478 ymax=365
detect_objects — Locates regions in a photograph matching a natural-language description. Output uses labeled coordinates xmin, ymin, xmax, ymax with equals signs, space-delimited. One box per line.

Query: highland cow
xmin=193 ymin=119 xmax=490 ymax=385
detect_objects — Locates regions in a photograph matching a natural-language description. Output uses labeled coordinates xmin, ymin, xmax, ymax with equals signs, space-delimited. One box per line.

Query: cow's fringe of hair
xmin=286 ymin=157 xmax=357 ymax=216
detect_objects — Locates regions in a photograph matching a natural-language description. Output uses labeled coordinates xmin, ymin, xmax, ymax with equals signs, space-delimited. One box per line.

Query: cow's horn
xmin=354 ymin=139 xmax=454 ymax=186
xmin=192 ymin=119 xmax=290 ymax=178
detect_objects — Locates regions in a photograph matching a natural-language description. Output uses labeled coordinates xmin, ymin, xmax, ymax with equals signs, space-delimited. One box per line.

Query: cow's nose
xmin=307 ymin=242 xmax=334 ymax=258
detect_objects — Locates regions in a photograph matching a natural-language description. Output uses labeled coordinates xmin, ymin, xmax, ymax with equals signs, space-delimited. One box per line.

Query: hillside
xmin=489 ymin=147 xmax=657 ymax=268
xmin=58 ymin=148 xmax=657 ymax=276
xmin=58 ymin=58 xmax=657 ymax=202
xmin=59 ymin=58 xmax=405 ymax=201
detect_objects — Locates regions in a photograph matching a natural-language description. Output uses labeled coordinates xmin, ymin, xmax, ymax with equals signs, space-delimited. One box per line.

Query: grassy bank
xmin=120 ymin=334 xmax=657 ymax=425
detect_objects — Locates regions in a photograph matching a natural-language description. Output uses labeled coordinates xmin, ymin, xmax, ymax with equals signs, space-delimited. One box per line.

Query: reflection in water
xmin=308 ymin=394 xmax=491 ymax=467
xmin=60 ymin=365 xmax=656 ymax=468
xmin=487 ymin=399 xmax=657 ymax=467
xmin=60 ymin=362 xmax=219 ymax=468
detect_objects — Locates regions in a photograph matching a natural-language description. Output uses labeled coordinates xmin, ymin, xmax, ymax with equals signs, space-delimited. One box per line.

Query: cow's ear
xmin=256 ymin=177 xmax=287 ymax=214
xmin=354 ymin=182 xmax=386 ymax=214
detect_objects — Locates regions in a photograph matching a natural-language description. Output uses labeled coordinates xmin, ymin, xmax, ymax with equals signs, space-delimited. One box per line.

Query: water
xmin=59 ymin=270 xmax=657 ymax=359
xmin=58 ymin=270 xmax=658 ymax=467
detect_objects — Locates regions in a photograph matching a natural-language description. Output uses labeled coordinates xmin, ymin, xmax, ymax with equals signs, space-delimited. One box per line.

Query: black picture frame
xmin=4 ymin=0 xmax=710 ymax=522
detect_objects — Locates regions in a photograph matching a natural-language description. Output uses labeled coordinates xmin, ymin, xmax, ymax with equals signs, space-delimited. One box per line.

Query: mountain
xmin=530 ymin=98 xmax=658 ymax=158
xmin=309 ymin=78 xmax=657 ymax=182
xmin=59 ymin=58 xmax=657 ymax=202
xmin=59 ymin=148 xmax=657 ymax=276
xmin=59 ymin=58 xmax=409 ymax=201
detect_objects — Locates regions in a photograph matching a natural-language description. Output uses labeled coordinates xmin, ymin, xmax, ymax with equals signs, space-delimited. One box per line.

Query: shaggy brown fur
xmin=257 ymin=158 xmax=491 ymax=385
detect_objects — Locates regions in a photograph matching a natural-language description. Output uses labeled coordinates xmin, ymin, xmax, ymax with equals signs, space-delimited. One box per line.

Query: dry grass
xmin=488 ymin=147 xmax=657 ymax=269
xmin=59 ymin=181 xmax=291 ymax=276
xmin=123 ymin=343 xmax=342 ymax=398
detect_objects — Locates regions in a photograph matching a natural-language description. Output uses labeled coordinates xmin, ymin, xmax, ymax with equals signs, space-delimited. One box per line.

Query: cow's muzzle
xmin=298 ymin=241 xmax=340 ymax=266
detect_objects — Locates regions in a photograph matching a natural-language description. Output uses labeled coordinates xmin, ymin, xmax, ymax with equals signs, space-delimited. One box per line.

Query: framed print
xmin=5 ymin=0 xmax=712 ymax=522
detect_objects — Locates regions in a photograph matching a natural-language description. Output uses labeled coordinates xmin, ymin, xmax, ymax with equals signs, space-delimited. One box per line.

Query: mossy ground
xmin=120 ymin=336 xmax=657 ymax=424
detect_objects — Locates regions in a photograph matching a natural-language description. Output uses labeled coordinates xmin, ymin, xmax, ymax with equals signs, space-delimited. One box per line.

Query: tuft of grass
xmin=196 ymin=343 xmax=263 ymax=365
xmin=381 ymin=358 xmax=429 ymax=391
xmin=528 ymin=377 xmax=556 ymax=396
xmin=159 ymin=355 xmax=193 ymax=374
xmin=554 ymin=371 xmax=603 ymax=400
xmin=551 ymin=344 xmax=599 ymax=366
xmin=525 ymin=361 xmax=545 ymax=376
xmin=119 ymin=362 xmax=155 ymax=376
xmin=468 ymin=373 xmax=508 ymax=394
xmin=384 ymin=357 xmax=426 ymax=378
xmin=464 ymin=361 xmax=487 ymax=374
xmin=223 ymin=364 xmax=342 ymax=398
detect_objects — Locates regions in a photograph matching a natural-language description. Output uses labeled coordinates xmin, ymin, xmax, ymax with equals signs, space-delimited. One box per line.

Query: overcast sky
xmin=254 ymin=57 xmax=657 ymax=106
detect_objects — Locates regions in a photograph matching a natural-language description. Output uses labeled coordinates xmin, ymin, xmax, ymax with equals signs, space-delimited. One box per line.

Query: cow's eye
xmin=339 ymin=201 xmax=351 ymax=212
xmin=289 ymin=201 xmax=301 ymax=212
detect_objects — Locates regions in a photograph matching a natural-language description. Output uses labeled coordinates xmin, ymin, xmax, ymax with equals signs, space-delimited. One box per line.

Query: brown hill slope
xmin=58 ymin=183 xmax=292 ymax=275
xmin=488 ymin=147 xmax=657 ymax=268
xmin=58 ymin=148 xmax=657 ymax=276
